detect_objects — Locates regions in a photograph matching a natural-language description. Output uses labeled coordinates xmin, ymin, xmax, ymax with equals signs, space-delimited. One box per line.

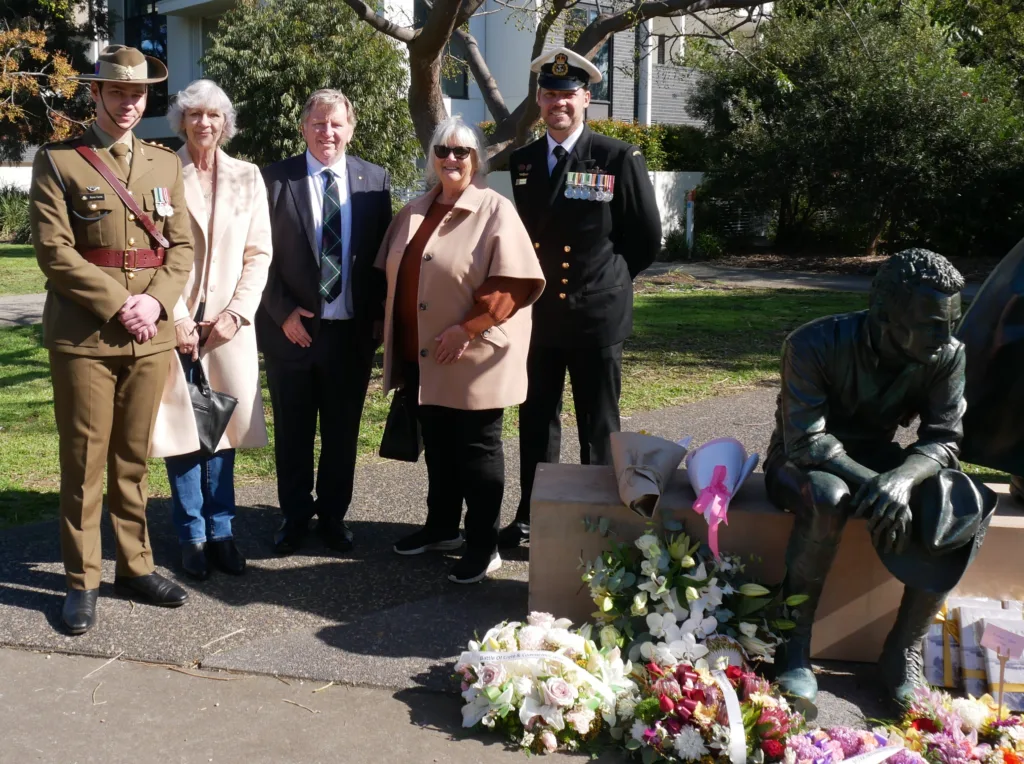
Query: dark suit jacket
xmin=956 ymin=234 xmax=1024 ymax=475
xmin=256 ymin=153 xmax=391 ymax=362
xmin=509 ymin=126 xmax=661 ymax=348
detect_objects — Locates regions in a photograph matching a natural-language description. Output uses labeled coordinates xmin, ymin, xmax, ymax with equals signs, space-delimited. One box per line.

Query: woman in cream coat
xmin=151 ymin=80 xmax=272 ymax=580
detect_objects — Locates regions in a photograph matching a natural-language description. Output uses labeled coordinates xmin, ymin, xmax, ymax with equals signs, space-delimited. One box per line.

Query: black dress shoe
xmin=497 ymin=521 xmax=530 ymax=549
xmin=181 ymin=542 xmax=209 ymax=580
xmin=317 ymin=520 xmax=354 ymax=553
xmin=114 ymin=572 xmax=188 ymax=607
xmin=208 ymin=539 xmax=246 ymax=575
xmin=62 ymin=589 xmax=98 ymax=635
xmin=274 ymin=517 xmax=308 ymax=555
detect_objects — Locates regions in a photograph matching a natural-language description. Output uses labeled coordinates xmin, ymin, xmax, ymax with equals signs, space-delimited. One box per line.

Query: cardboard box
xmin=529 ymin=463 xmax=1024 ymax=663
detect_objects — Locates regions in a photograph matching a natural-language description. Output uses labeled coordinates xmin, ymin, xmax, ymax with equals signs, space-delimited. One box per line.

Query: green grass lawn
xmin=0 ymin=282 xmax=1007 ymax=528
xmin=0 ymin=244 xmax=45 ymax=296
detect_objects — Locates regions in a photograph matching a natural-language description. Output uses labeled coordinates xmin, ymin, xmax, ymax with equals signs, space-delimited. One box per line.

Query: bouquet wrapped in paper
xmin=609 ymin=432 xmax=692 ymax=519
xmin=685 ymin=438 xmax=760 ymax=560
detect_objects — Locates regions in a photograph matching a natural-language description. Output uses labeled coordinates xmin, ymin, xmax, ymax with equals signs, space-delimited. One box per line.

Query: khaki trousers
xmin=50 ymin=350 xmax=171 ymax=590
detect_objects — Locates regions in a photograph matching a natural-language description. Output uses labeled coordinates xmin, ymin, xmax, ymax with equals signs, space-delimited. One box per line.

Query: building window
xmin=414 ymin=0 xmax=469 ymax=100
xmin=565 ymin=9 xmax=610 ymax=103
xmin=657 ymin=35 xmax=667 ymax=65
xmin=123 ymin=1 xmax=168 ymax=116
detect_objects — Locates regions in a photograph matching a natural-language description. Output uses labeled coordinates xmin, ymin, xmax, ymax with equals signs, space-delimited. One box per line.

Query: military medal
xmin=565 ymin=172 xmax=615 ymax=202
xmin=154 ymin=186 xmax=174 ymax=216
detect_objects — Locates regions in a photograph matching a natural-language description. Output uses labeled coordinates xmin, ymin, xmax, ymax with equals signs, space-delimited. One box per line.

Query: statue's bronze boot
xmin=878 ymin=586 xmax=948 ymax=710
xmin=775 ymin=529 xmax=840 ymax=722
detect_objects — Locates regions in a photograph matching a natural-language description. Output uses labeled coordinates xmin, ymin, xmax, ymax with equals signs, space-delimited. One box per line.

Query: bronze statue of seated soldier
xmin=764 ymin=248 xmax=996 ymax=718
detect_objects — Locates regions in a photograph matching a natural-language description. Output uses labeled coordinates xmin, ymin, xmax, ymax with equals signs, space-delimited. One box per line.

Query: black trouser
xmin=404 ymin=363 xmax=505 ymax=555
xmin=265 ymin=320 xmax=374 ymax=526
xmin=516 ymin=342 xmax=623 ymax=522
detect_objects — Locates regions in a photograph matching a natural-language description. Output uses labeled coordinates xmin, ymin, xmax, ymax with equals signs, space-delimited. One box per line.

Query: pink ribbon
xmin=692 ymin=464 xmax=732 ymax=560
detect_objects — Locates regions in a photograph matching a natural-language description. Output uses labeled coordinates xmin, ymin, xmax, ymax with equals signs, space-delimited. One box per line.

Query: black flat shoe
xmin=181 ymin=542 xmax=209 ymax=580
xmin=317 ymin=519 xmax=354 ymax=553
xmin=497 ymin=521 xmax=530 ymax=549
xmin=62 ymin=589 xmax=98 ymax=635
xmin=114 ymin=572 xmax=188 ymax=607
xmin=208 ymin=539 xmax=246 ymax=575
xmin=274 ymin=517 xmax=308 ymax=556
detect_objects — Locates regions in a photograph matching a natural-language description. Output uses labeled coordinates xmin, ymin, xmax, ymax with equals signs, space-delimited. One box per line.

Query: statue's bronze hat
xmin=879 ymin=472 xmax=996 ymax=593
xmin=75 ymin=44 xmax=168 ymax=85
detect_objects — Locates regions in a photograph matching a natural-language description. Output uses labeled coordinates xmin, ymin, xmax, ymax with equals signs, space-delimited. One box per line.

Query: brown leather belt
xmin=81 ymin=248 xmax=166 ymax=270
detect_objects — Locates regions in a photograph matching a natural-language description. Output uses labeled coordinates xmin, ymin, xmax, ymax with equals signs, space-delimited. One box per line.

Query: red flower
xmin=911 ymin=718 xmax=938 ymax=733
xmin=725 ymin=665 xmax=744 ymax=682
xmin=647 ymin=662 xmax=664 ymax=678
xmin=1003 ymin=750 xmax=1023 ymax=764
xmin=762 ymin=740 xmax=786 ymax=761
xmin=659 ymin=694 xmax=676 ymax=713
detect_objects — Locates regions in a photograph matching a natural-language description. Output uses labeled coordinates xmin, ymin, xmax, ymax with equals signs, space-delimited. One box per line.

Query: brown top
xmin=395 ymin=202 xmax=452 ymax=363
xmin=394 ymin=199 xmax=537 ymax=364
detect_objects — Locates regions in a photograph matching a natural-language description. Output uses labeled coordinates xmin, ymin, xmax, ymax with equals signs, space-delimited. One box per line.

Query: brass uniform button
xmin=561 ymin=262 xmax=570 ymax=269
xmin=561 ymin=278 xmax=568 ymax=285
xmin=127 ymin=272 xmax=135 ymax=280
xmin=88 ymin=203 xmax=98 ymax=211
xmin=564 ymin=246 xmax=571 ymax=253
xmin=559 ymin=293 xmax=566 ymax=300
xmin=128 ymin=213 xmax=136 ymax=221
xmin=533 ymin=242 xmax=540 ymax=249
xmin=128 ymin=237 xmax=135 ymax=246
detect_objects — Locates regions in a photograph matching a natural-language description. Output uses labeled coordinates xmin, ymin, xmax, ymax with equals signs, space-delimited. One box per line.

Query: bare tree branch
xmin=455 ymin=0 xmax=489 ymax=29
xmin=689 ymin=11 xmax=764 ymax=72
xmin=338 ymin=0 xmax=417 ymax=42
xmin=452 ymin=27 xmax=510 ymax=122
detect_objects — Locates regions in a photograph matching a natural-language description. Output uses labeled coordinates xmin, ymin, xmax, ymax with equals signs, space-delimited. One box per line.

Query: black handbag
xmin=379 ymin=386 xmax=423 ymax=462
xmin=180 ymin=353 xmax=238 ymax=457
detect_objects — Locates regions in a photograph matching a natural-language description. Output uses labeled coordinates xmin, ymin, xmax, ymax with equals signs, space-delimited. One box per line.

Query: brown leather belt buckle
xmin=123 ymin=248 xmax=139 ymax=272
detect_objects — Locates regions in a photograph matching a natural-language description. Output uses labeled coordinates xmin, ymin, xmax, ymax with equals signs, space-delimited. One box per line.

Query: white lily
xmin=738 ymin=621 xmax=758 ymax=638
xmin=519 ymin=696 xmax=566 ymax=731
xmin=462 ymin=689 xmax=492 ymax=727
xmin=739 ymin=634 xmax=773 ymax=657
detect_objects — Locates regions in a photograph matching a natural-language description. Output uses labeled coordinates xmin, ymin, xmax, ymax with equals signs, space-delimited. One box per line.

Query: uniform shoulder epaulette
xmin=143 ymin=140 xmax=175 ymax=153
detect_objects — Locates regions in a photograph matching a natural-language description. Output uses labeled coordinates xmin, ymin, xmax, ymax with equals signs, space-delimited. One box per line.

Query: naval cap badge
xmin=551 ymin=53 xmax=569 ymax=76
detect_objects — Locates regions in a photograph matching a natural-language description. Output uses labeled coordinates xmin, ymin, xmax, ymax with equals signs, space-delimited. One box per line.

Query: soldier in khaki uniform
xmin=29 ymin=45 xmax=195 ymax=634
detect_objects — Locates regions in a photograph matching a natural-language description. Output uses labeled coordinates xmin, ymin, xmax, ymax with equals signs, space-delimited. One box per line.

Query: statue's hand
xmin=852 ymin=470 xmax=914 ymax=554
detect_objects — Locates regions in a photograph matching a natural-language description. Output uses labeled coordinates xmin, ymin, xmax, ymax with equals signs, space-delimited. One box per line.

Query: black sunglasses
xmin=433 ymin=145 xmax=472 ymax=159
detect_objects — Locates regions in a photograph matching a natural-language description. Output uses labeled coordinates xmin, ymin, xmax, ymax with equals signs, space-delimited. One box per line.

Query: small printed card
xmin=981 ymin=618 xmax=1024 ymax=711
xmin=959 ymin=606 xmax=1024 ymax=697
xmin=925 ymin=597 xmax=1009 ymax=688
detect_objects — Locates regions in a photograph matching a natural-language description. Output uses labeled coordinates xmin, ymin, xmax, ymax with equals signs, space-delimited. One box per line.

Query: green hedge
xmin=478 ymin=120 xmax=706 ymax=172
xmin=0 ymin=185 xmax=31 ymax=244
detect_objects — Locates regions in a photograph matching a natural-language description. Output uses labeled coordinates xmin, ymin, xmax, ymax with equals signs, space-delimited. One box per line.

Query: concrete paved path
xmin=0 ymin=292 xmax=44 ymax=327
xmin=1 ymin=648 xmax=613 ymax=764
xmin=671 ymin=262 xmax=982 ymax=299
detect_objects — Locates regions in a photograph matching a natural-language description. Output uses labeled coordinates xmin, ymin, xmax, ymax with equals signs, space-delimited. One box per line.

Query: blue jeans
xmin=165 ymin=449 xmax=236 ymax=545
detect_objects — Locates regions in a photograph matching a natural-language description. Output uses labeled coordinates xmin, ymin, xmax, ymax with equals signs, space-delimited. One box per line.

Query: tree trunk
xmin=407 ymin=46 xmax=449 ymax=152
xmin=865 ymin=213 xmax=889 ymax=257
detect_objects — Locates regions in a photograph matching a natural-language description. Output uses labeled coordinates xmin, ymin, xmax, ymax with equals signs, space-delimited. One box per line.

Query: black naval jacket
xmin=510 ymin=126 xmax=661 ymax=348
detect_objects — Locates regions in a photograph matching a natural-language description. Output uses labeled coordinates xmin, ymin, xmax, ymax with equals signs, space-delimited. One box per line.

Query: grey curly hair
xmin=167 ymin=79 xmax=237 ymax=143
xmin=870 ymin=248 xmax=965 ymax=316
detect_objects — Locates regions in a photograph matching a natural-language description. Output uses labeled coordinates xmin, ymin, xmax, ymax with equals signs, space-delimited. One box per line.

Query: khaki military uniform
xmin=30 ymin=124 xmax=194 ymax=590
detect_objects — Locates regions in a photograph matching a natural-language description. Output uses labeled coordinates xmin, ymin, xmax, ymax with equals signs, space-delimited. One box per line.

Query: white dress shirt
xmin=306 ymin=150 xmax=353 ymax=320
xmin=546 ymin=123 xmax=585 ymax=174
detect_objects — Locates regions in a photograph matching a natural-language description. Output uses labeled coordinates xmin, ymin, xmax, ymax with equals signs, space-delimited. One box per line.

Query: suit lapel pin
xmin=358 ymin=175 xmax=363 ymax=180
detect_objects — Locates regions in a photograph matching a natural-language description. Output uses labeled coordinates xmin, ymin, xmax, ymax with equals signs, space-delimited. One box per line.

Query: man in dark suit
xmin=498 ymin=48 xmax=662 ymax=548
xmin=257 ymin=89 xmax=392 ymax=554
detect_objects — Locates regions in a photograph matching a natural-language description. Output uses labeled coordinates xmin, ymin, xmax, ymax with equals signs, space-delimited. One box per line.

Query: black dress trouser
xmin=516 ymin=342 xmax=623 ymax=522
xmin=403 ymin=362 xmax=505 ymax=554
xmin=266 ymin=320 xmax=374 ymax=527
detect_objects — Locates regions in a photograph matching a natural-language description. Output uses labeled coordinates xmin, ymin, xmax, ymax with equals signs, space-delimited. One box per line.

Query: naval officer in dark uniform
xmin=498 ymin=47 xmax=662 ymax=548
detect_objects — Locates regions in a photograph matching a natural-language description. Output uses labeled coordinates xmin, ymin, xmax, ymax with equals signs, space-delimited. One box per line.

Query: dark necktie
xmin=110 ymin=142 xmax=131 ymax=178
xmin=318 ymin=172 xmax=344 ymax=303
xmin=550 ymin=145 xmax=568 ymax=188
